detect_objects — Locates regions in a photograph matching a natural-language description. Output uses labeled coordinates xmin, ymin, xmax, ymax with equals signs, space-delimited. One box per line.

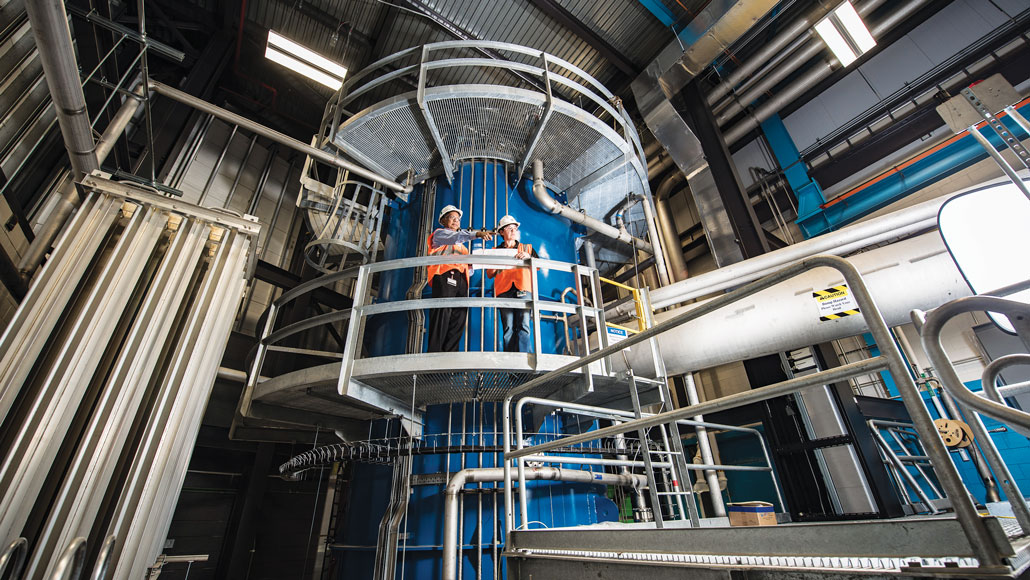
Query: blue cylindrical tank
xmin=339 ymin=161 xmax=618 ymax=580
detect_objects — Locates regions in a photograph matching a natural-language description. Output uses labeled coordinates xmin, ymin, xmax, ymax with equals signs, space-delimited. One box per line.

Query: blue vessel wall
xmin=333 ymin=403 xmax=617 ymax=580
xmin=369 ymin=161 xmax=579 ymax=357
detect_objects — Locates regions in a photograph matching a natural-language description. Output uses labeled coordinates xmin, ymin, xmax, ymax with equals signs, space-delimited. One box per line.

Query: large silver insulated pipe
xmin=24 ymin=0 xmax=99 ymax=179
xmin=614 ymin=231 xmax=968 ymax=376
xmin=720 ymin=0 xmax=932 ymax=145
xmin=608 ymin=193 xmax=949 ymax=320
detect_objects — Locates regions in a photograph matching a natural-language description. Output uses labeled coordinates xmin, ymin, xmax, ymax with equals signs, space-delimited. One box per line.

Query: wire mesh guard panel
xmin=427 ymin=96 xmax=544 ymax=164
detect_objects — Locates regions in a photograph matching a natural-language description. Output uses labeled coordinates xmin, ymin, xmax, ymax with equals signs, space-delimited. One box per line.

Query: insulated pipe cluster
xmin=706 ymin=0 xmax=844 ymax=106
xmin=710 ymin=0 xmax=889 ymax=126
xmin=718 ymin=0 xmax=932 ymax=146
xmin=442 ymin=466 xmax=646 ymax=580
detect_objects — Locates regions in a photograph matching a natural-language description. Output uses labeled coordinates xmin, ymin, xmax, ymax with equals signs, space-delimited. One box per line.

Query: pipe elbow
xmin=531 ymin=160 xmax=560 ymax=215
xmin=445 ymin=469 xmax=471 ymax=495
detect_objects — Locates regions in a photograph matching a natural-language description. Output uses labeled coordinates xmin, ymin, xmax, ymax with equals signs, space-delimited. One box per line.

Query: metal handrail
xmin=91 ymin=535 xmax=116 ymax=580
xmin=868 ymin=419 xmax=942 ymax=514
xmin=335 ymin=255 xmax=607 ymax=395
xmin=918 ymin=296 xmax=1030 ymax=431
xmin=500 ymin=255 xmax=1007 ymax=569
xmin=49 ymin=538 xmax=86 ymax=580
xmin=916 ymin=294 xmax=1030 ymax=535
xmin=242 ymin=254 xmax=607 ymax=418
xmin=0 ymin=537 xmax=27 ymax=580
xmin=513 ymin=396 xmax=784 ymax=524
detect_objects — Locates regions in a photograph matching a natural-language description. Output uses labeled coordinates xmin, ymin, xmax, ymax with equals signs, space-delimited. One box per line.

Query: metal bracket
xmin=417 ymin=45 xmax=455 ymax=184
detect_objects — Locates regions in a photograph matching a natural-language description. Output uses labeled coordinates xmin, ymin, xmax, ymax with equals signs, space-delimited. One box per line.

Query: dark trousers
xmin=428 ymin=270 xmax=468 ymax=352
xmin=498 ymin=286 xmax=531 ymax=352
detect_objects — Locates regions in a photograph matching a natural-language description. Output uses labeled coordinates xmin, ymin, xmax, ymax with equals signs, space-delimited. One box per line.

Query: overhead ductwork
xmin=632 ymin=0 xmax=780 ymax=268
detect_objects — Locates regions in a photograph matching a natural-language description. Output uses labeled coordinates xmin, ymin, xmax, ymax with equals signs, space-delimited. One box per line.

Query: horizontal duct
xmin=615 ymin=231 xmax=968 ymax=375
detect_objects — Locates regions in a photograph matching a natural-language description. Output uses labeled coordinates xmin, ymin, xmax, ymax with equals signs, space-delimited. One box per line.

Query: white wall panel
xmin=783 ymin=98 xmax=836 ymax=151
xmin=860 ymin=35 xmax=934 ymax=98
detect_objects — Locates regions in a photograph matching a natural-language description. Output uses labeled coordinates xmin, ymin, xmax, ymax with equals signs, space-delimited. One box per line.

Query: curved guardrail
xmin=316 ymin=40 xmax=649 ymax=212
xmin=916 ymin=293 xmax=1030 ymax=537
xmin=0 ymin=537 xmax=27 ymax=580
xmin=243 ymin=254 xmax=612 ymax=414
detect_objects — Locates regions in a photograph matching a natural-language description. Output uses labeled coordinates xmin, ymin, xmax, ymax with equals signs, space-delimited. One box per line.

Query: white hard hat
xmin=438 ymin=204 xmax=463 ymax=224
xmin=495 ymin=214 xmax=520 ymax=232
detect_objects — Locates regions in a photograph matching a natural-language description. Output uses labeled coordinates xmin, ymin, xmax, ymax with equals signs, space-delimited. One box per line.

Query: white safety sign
xmin=812 ymin=284 xmax=860 ymax=321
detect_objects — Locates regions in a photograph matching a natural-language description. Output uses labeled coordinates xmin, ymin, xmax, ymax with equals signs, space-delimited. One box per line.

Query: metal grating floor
xmin=253 ymin=353 xmax=666 ymax=413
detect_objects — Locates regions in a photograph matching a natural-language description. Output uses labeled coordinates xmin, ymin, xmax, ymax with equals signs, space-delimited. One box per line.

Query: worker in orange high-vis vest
xmin=487 ymin=215 xmax=537 ymax=353
xmin=427 ymin=204 xmax=492 ymax=352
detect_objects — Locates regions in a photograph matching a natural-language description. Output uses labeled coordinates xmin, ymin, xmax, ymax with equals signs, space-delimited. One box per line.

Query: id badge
xmin=446 ymin=276 xmax=458 ymax=287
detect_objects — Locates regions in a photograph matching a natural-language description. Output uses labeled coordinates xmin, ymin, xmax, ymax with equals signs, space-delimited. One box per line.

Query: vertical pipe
xmin=639 ymin=194 xmax=671 ymax=287
xmin=655 ymin=194 xmax=687 ymax=282
xmin=19 ymin=84 xmax=144 ymax=275
xmin=683 ymin=373 xmax=726 ymax=517
xmin=24 ymin=0 xmax=99 ymax=178
xmin=583 ymin=239 xmax=597 ymax=271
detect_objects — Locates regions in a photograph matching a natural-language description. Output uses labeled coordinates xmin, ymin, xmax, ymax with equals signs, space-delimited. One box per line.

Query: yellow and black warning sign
xmin=812 ymin=284 xmax=860 ymax=321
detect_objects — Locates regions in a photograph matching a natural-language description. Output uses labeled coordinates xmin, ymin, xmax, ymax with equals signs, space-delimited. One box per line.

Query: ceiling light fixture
xmin=814 ymin=1 xmax=876 ymax=67
xmin=265 ymin=30 xmax=347 ymax=90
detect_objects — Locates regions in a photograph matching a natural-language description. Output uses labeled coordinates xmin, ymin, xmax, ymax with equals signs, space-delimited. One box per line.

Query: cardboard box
xmin=727 ymin=501 xmax=777 ymax=526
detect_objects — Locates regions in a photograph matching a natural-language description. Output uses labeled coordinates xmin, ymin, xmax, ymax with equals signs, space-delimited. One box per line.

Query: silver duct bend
xmin=531 ymin=160 xmax=653 ymax=253
xmin=442 ymin=466 xmax=646 ymax=580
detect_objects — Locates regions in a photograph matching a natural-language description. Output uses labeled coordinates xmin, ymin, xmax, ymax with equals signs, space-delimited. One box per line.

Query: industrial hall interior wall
xmin=0 ymin=0 xmax=1029 ymax=579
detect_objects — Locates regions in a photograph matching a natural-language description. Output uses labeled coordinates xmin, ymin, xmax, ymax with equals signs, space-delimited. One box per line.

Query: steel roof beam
xmin=392 ymin=0 xmax=547 ymax=93
xmin=527 ymin=0 xmax=637 ymax=76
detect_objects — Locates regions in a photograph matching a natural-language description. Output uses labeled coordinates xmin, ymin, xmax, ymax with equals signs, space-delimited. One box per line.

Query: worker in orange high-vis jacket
xmin=487 ymin=215 xmax=537 ymax=353
xmin=427 ymin=204 xmax=492 ymax=352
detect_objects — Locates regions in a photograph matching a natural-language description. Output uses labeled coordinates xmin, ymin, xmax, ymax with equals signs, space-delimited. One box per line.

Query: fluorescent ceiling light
xmin=815 ymin=1 xmax=876 ymax=68
xmin=265 ymin=30 xmax=347 ymax=90
xmin=815 ymin=18 xmax=857 ymax=66
xmin=834 ymin=1 xmax=876 ymax=53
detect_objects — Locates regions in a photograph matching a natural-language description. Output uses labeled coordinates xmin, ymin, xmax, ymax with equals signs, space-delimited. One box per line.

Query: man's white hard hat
xmin=438 ymin=204 xmax=463 ymax=225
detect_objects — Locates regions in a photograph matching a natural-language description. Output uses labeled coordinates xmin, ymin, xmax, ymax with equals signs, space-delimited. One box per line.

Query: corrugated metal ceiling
xmin=242 ymin=0 xmax=677 ymax=94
